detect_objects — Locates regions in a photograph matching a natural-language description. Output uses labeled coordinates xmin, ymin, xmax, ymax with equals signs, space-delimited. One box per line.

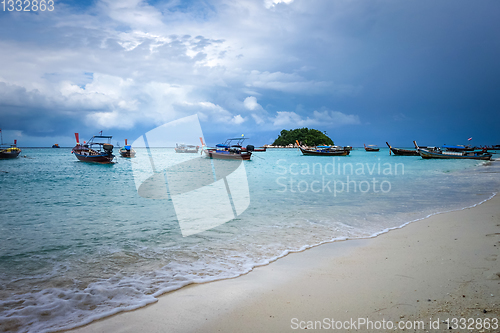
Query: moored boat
xmin=386 ymin=142 xmax=419 ymax=156
xmin=119 ymin=139 xmax=136 ymax=158
xmin=478 ymin=145 xmax=500 ymax=151
xmin=296 ymin=140 xmax=350 ymax=156
xmin=0 ymin=129 xmax=21 ymax=159
xmin=0 ymin=140 xmax=21 ymax=159
xmin=240 ymin=145 xmax=266 ymax=152
xmin=201 ymin=137 xmax=253 ymax=160
xmin=364 ymin=144 xmax=379 ymax=152
xmin=175 ymin=143 xmax=199 ymax=153
xmin=72 ymin=133 xmax=115 ymax=163
xmin=413 ymin=141 xmax=492 ymax=160
xmin=52 ymin=144 xmax=60 ymax=148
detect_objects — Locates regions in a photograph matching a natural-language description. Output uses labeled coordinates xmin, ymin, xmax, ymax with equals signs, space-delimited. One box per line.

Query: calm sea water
xmin=0 ymin=147 xmax=499 ymax=332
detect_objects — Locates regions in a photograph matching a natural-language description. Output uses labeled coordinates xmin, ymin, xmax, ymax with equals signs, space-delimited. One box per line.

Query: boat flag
xmin=468 ymin=137 xmax=472 ymax=141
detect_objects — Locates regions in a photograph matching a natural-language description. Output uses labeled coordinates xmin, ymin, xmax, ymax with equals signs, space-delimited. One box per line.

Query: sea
xmin=1 ymin=147 xmax=499 ymax=333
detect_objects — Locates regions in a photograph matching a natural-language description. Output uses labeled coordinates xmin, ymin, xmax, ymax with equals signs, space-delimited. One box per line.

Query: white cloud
xmin=232 ymin=114 xmax=246 ymax=124
xmin=244 ymin=96 xmax=260 ymax=110
xmin=181 ymin=101 xmax=246 ymax=125
xmin=273 ymin=111 xmax=308 ymax=127
xmin=264 ymin=0 xmax=294 ymax=9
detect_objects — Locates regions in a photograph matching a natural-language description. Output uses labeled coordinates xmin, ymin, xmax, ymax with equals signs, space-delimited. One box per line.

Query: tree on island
xmin=272 ymin=128 xmax=334 ymax=146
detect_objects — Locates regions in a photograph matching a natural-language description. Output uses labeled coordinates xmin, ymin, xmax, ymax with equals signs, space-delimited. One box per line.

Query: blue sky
xmin=0 ymin=0 xmax=499 ymax=147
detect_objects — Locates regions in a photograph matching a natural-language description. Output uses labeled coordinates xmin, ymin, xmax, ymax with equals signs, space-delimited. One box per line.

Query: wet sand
xmin=69 ymin=194 xmax=500 ymax=332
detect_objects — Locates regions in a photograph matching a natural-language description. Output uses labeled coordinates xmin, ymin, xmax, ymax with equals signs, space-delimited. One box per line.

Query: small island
xmin=268 ymin=128 xmax=334 ymax=148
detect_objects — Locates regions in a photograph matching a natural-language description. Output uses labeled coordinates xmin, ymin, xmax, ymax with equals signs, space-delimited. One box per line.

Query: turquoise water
xmin=0 ymin=148 xmax=499 ymax=332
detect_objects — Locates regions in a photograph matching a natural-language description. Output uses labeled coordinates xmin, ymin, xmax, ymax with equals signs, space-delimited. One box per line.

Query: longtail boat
xmin=175 ymin=143 xmax=199 ymax=153
xmin=364 ymin=144 xmax=379 ymax=152
xmin=413 ymin=141 xmax=492 ymax=160
xmin=72 ymin=133 xmax=115 ymax=163
xmin=0 ymin=139 xmax=21 ymax=159
xmin=248 ymin=147 xmax=266 ymax=152
xmin=386 ymin=142 xmax=419 ymax=156
xmin=119 ymin=139 xmax=136 ymax=158
xmin=478 ymin=145 xmax=500 ymax=151
xmin=296 ymin=140 xmax=350 ymax=156
xmin=200 ymin=137 xmax=253 ymax=160
xmin=0 ymin=129 xmax=21 ymax=159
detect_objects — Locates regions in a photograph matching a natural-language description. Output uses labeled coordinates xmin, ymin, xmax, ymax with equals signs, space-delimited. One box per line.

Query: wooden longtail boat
xmin=175 ymin=143 xmax=199 ymax=153
xmin=250 ymin=147 xmax=266 ymax=152
xmin=364 ymin=144 xmax=379 ymax=152
xmin=119 ymin=139 xmax=136 ymax=158
xmin=200 ymin=137 xmax=253 ymax=160
xmin=413 ymin=141 xmax=492 ymax=160
xmin=0 ymin=141 xmax=21 ymax=159
xmin=72 ymin=133 xmax=115 ymax=163
xmin=386 ymin=142 xmax=419 ymax=156
xmin=296 ymin=140 xmax=350 ymax=156
xmin=0 ymin=130 xmax=21 ymax=159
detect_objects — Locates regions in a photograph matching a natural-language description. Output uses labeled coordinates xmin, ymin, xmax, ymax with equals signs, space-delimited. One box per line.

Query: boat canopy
xmin=317 ymin=146 xmax=331 ymax=149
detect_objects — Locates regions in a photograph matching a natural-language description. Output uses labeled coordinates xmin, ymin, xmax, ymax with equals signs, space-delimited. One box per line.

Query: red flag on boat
xmin=468 ymin=137 xmax=472 ymax=141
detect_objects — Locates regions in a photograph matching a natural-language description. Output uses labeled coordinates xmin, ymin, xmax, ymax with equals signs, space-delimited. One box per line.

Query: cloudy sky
xmin=1 ymin=0 xmax=499 ymax=147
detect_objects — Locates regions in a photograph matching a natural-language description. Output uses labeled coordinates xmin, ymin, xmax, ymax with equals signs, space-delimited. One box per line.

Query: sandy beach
xmin=68 ymin=194 xmax=500 ymax=333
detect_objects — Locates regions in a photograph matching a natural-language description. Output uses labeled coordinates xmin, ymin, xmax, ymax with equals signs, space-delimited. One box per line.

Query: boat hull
xmin=386 ymin=142 xmax=419 ymax=156
xmin=0 ymin=149 xmax=21 ymax=159
xmin=74 ymin=153 xmax=115 ymax=163
xmin=175 ymin=149 xmax=199 ymax=153
xmin=204 ymin=150 xmax=252 ymax=160
xmin=119 ymin=149 xmax=136 ymax=158
xmin=299 ymin=147 xmax=350 ymax=156
xmin=390 ymin=148 xmax=419 ymax=156
xmin=418 ymin=149 xmax=492 ymax=160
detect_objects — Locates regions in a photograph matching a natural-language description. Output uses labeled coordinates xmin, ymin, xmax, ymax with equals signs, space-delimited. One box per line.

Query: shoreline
xmin=68 ymin=192 xmax=500 ymax=333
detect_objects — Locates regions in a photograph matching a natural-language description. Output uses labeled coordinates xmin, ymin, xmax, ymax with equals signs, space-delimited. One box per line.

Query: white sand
xmin=68 ymin=194 xmax=500 ymax=332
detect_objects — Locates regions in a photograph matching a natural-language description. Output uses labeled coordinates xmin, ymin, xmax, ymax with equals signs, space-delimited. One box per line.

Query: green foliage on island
xmin=272 ymin=128 xmax=334 ymax=146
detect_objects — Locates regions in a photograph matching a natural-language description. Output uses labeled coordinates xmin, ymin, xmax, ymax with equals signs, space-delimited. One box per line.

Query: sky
xmin=0 ymin=0 xmax=499 ymax=147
